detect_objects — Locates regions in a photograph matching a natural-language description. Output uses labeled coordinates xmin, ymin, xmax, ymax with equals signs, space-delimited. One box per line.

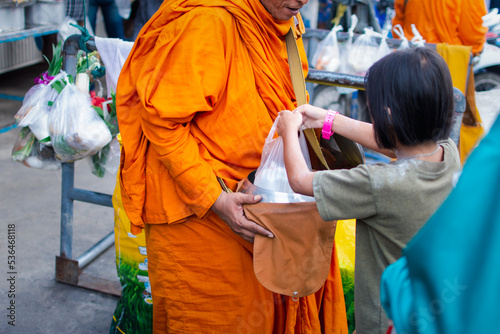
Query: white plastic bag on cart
xmin=348 ymin=27 xmax=382 ymax=76
xmin=410 ymin=24 xmax=426 ymax=47
xmin=49 ymin=81 xmax=112 ymax=162
xmin=312 ymin=25 xmax=343 ymax=72
xmin=16 ymin=72 xmax=67 ymax=143
xmin=339 ymin=14 xmax=359 ymax=75
xmin=254 ymin=115 xmax=312 ymax=194
xmin=375 ymin=29 xmax=392 ymax=62
xmin=393 ymin=24 xmax=410 ymax=50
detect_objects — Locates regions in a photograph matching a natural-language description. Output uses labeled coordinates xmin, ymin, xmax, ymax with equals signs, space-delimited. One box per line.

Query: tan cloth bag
xmin=244 ymin=202 xmax=337 ymax=298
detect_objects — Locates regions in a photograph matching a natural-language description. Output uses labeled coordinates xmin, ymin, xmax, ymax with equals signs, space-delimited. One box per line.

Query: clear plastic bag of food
xmin=254 ymin=115 xmax=311 ymax=194
xmin=392 ymin=24 xmax=410 ymax=50
xmin=339 ymin=15 xmax=359 ymax=76
xmin=312 ymin=25 xmax=343 ymax=72
xmin=87 ymin=136 xmax=121 ymax=178
xmin=49 ymin=82 xmax=112 ymax=162
xmin=15 ymin=72 xmax=66 ymax=143
xmin=348 ymin=27 xmax=381 ymax=76
xmin=11 ymin=127 xmax=61 ymax=170
xmin=374 ymin=29 xmax=392 ymax=62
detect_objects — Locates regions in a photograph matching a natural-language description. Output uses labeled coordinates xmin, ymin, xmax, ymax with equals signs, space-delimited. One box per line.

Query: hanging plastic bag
xmin=392 ymin=24 xmax=410 ymax=50
xmin=254 ymin=115 xmax=312 ymax=194
xmin=15 ymin=72 xmax=66 ymax=143
xmin=11 ymin=127 xmax=61 ymax=170
xmin=374 ymin=29 xmax=392 ymax=62
xmin=49 ymin=81 xmax=112 ymax=162
xmin=410 ymin=24 xmax=426 ymax=47
xmin=348 ymin=27 xmax=382 ymax=76
xmin=339 ymin=14 xmax=359 ymax=75
xmin=87 ymin=137 xmax=121 ymax=178
xmin=312 ymin=25 xmax=343 ymax=72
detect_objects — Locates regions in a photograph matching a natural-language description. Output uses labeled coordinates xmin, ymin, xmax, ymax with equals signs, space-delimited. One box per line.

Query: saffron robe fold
xmin=116 ymin=0 xmax=348 ymax=333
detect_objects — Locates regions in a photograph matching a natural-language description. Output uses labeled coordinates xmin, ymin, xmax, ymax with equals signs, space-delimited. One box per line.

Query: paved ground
xmin=0 ymin=63 xmax=120 ymax=333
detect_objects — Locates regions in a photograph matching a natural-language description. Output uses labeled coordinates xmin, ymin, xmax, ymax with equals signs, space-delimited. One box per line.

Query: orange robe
xmin=116 ymin=0 xmax=348 ymax=333
xmin=392 ymin=0 xmax=487 ymax=55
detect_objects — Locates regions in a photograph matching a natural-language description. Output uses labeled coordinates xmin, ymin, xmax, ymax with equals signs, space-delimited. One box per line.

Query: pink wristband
xmin=321 ymin=110 xmax=338 ymax=140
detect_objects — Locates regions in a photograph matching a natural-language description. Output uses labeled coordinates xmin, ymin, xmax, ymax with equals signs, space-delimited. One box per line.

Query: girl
xmin=277 ymin=47 xmax=461 ymax=334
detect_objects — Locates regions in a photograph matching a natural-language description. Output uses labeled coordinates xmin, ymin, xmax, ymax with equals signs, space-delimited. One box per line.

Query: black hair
xmin=364 ymin=47 xmax=454 ymax=149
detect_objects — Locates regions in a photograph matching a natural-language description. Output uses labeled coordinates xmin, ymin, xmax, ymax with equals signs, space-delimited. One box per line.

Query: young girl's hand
xmin=277 ymin=110 xmax=302 ymax=138
xmin=294 ymin=104 xmax=329 ymax=129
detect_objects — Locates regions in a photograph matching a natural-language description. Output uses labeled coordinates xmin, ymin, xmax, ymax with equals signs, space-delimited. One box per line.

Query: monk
xmin=116 ymin=0 xmax=348 ymax=333
xmin=392 ymin=0 xmax=487 ymax=56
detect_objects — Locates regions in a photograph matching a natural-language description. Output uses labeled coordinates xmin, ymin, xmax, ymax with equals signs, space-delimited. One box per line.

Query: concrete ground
xmin=0 ymin=63 xmax=120 ymax=333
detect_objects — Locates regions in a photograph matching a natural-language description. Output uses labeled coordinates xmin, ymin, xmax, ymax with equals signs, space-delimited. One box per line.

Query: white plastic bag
xmin=254 ymin=115 xmax=312 ymax=194
xmin=312 ymin=25 xmax=343 ymax=72
xmin=11 ymin=127 xmax=61 ymax=170
xmin=393 ymin=24 xmax=410 ymax=50
xmin=49 ymin=82 xmax=112 ymax=162
xmin=339 ymin=15 xmax=359 ymax=75
xmin=375 ymin=29 xmax=392 ymax=62
xmin=348 ymin=27 xmax=382 ymax=76
xmin=410 ymin=24 xmax=426 ymax=47
xmin=87 ymin=137 xmax=121 ymax=178
xmin=16 ymin=72 xmax=66 ymax=143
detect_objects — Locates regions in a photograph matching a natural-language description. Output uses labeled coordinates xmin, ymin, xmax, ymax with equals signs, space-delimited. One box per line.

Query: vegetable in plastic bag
xmin=312 ymin=25 xmax=343 ymax=72
xmin=254 ymin=115 xmax=312 ymax=194
xmin=49 ymin=82 xmax=112 ymax=162
xmin=87 ymin=137 xmax=120 ymax=178
xmin=11 ymin=127 xmax=61 ymax=170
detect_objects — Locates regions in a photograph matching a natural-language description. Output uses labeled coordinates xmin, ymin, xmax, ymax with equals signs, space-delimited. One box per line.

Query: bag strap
xmin=285 ymin=28 xmax=330 ymax=170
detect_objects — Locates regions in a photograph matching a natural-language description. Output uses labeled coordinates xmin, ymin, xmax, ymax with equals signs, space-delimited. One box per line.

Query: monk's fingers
xmin=250 ymin=222 xmax=274 ymax=239
xmin=237 ymin=217 xmax=274 ymax=240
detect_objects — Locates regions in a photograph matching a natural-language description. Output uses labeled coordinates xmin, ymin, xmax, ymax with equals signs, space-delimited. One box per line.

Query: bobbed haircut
xmin=364 ymin=47 xmax=454 ymax=149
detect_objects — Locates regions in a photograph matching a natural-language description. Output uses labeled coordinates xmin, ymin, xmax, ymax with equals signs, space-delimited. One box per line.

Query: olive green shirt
xmin=313 ymin=138 xmax=461 ymax=334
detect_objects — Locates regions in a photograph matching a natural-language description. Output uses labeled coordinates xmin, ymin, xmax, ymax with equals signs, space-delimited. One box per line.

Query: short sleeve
xmin=313 ymin=165 xmax=377 ymax=222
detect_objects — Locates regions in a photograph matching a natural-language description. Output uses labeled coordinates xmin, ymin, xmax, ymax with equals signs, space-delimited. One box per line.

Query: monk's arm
xmin=139 ymin=16 xmax=227 ymax=218
xmin=460 ymin=0 xmax=488 ymax=55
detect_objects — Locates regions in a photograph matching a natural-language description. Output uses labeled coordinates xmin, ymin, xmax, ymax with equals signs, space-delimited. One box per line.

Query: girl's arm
xmin=295 ymin=104 xmax=396 ymax=158
xmin=277 ymin=111 xmax=315 ymax=196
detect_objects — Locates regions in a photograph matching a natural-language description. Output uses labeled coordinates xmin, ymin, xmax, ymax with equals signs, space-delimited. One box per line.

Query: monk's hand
xmin=211 ymin=192 xmax=274 ymax=243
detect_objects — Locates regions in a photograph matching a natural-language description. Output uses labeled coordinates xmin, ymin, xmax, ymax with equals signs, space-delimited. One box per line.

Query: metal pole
xmin=77 ymin=231 xmax=115 ymax=269
xmin=60 ymin=162 xmax=75 ymax=259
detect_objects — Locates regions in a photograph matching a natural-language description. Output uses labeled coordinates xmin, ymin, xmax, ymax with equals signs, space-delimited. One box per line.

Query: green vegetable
xmin=43 ymin=41 xmax=63 ymax=77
